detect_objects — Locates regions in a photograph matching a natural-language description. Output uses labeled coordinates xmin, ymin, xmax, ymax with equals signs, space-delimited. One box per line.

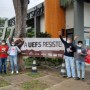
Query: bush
xmin=36 ymin=32 xmax=51 ymax=38
xmin=23 ymin=56 xmax=63 ymax=68
xmin=26 ymin=28 xmax=35 ymax=37
xmin=46 ymin=58 xmax=63 ymax=66
xmin=23 ymin=57 xmax=33 ymax=67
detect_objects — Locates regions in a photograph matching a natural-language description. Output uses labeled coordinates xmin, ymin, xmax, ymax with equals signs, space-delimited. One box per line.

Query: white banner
xmin=21 ymin=38 xmax=65 ymax=51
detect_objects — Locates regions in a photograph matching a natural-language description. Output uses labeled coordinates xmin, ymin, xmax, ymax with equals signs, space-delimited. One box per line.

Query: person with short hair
xmin=0 ymin=40 xmax=9 ymax=74
xmin=59 ymin=31 xmax=76 ymax=79
xmin=74 ymin=36 xmax=87 ymax=80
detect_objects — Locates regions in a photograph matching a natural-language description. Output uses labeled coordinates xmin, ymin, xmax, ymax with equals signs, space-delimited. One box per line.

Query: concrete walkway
xmin=0 ymin=85 xmax=21 ymax=90
xmin=0 ymin=70 xmax=65 ymax=90
xmin=45 ymin=65 xmax=90 ymax=90
xmin=0 ymin=65 xmax=89 ymax=90
xmin=45 ymin=79 xmax=90 ymax=90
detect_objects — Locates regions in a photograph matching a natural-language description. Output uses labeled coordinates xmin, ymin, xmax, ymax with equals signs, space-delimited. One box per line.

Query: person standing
xmin=6 ymin=35 xmax=24 ymax=71
xmin=8 ymin=41 xmax=21 ymax=74
xmin=0 ymin=40 xmax=9 ymax=74
xmin=74 ymin=36 xmax=87 ymax=80
xmin=59 ymin=31 xmax=76 ymax=79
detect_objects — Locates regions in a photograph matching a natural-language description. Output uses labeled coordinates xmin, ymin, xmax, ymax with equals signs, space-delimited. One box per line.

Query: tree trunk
xmin=13 ymin=0 xmax=29 ymax=71
xmin=13 ymin=0 xmax=28 ymax=37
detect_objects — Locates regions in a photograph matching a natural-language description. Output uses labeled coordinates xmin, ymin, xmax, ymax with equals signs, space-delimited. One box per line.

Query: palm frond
xmin=60 ymin=0 xmax=73 ymax=8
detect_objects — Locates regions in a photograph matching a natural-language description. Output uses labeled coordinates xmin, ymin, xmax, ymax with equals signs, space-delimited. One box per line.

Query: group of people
xmin=59 ymin=31 xmax=87 ymax=80
xmin=0 ymin=36 xmax=24 ymax=74
xmin=0 ymin=32 xmax=88 ymax=80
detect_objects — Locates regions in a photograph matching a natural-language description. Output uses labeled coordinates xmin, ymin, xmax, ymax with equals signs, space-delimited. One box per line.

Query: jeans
xmin=64 ymin=56 xmax=76 ymax=77
xmin=76 ymin=60 xmax=85 ymax=78
xmin=0 ymin=58 xmax=7 ymax=73
xmin=10 ymin=55 xmax=18 ymax=71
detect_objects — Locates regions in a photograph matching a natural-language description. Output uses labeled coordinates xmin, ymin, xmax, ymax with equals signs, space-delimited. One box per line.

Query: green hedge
xmin=23 ymin=57 xmax=63 ymax=67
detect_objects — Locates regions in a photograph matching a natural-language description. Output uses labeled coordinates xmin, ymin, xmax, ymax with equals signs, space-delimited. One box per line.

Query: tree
xmin=60 ymin=0 xmax=73 ymax=8
xmin=0 ymin=18 xmax=7 ymax=27
xmin=13 ymin=0 xmax=29 ymax=38
xmin=12 ymin=0 xmax=30 ymax=71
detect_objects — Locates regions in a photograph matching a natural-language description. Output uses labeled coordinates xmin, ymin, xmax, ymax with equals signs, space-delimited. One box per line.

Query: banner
xmin=21 ymin=38 xmax=65 ymax=51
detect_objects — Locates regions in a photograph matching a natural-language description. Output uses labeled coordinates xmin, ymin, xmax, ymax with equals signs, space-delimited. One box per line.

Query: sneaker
xmin=76 ymin=77 xmax=80 ymax=80
xmin=16 ymin=71 xmax=19 ymax=74
xmin=11 ymin=71 xmax=14 ymax=74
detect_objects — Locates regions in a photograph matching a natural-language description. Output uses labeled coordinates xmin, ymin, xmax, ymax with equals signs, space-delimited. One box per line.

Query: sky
xmin=0 ymin=0 xmax=44 ymax=19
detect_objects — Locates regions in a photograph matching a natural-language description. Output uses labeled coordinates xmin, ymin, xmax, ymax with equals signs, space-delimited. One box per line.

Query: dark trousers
xmin=0 ymin=58 xmax=7 ymax=73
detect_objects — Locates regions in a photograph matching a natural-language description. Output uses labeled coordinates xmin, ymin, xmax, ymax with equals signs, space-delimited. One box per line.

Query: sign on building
xmin=21 ymin=38 xmax=65 ymax=51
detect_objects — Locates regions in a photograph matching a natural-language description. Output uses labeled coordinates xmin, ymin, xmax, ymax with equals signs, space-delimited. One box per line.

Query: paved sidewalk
xmin=4 ymin=74 xmax=33 ymax=85
xmin=0 ymin=66 xmax=89 ymax=90
xmin=0 ymin=70 xmax=65 ymax=90
xmin=0 ymin=85 xmax=21 ymax=90
xmin=45 ymin=79 xmax=90 ymax=90
xmin=45 ymin=65 xmax=90 ymax=90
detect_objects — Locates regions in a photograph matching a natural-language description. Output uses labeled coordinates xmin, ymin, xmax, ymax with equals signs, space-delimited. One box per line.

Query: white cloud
xmin=28 ymin=0 xmax=44 ymax=9
xmin=0 ymin=0 xmax=44 ymax=19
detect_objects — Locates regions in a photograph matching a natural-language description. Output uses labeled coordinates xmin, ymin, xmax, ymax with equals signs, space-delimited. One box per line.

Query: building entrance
xmin=66 ymin=28 xmax=90 ymax=46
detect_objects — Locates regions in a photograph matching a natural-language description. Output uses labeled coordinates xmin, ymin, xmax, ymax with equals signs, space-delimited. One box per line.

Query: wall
xmin=84 ymin=3 xmax=90 ymax=27
xmin=66 ymin=3 xmax=90 ymax=29
xmin=66 ymin=5 xmax=74 ymax=29
xmin=40 ymin=15 xmax=45 ymax=32
xmin=45 ymin=0 xmax=65 ymax=38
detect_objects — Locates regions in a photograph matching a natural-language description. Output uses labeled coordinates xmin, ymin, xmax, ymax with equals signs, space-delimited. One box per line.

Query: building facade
xmin=3 ymin=0 xmax=65 ymax=38
xmin=66 ymin=1 xmax=90 ymax=40
xmin=1 ymin=0 xmax=90 ymax=46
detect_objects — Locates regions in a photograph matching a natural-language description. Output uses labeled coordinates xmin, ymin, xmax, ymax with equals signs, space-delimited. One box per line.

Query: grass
xmin=0 ymin=72 xmax=13 ymax=77
xmin=0 ymin=71 xmax=24 ymax=77
xmin=27 ymin=71 xmax=46 ymax=78
xmin=0 ymin=78 xmax=10 ymax=87
xmin=21 ymin=80 xmax=49 ymax=90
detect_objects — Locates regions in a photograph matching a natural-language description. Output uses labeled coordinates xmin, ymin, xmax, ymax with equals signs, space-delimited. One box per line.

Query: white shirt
xmin=8 ymin=46 xmax=21 ymax=56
